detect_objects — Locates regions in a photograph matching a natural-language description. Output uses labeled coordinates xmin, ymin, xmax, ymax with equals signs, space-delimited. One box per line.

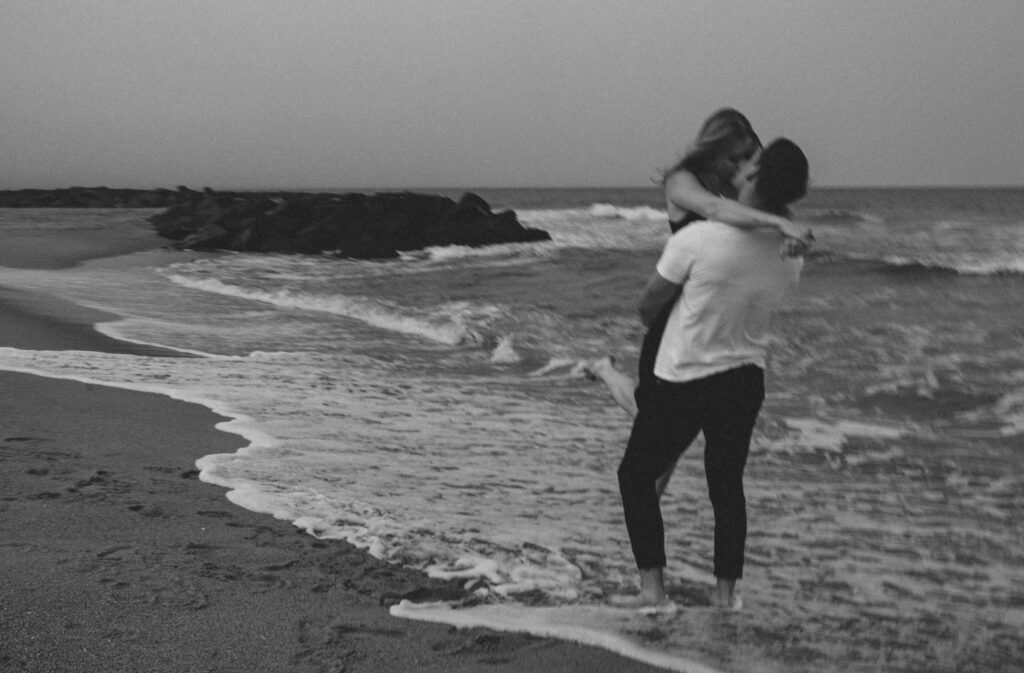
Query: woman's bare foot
xmin=609 ymin=567 xmax=667 ymax=604
xmin=586 ymin=354 xmax=616 ymax=373
xmin=584 ymin=356 xmax=639 ymax=417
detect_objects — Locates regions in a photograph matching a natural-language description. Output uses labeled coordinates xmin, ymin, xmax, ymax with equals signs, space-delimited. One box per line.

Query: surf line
xmin=391 ymin=601 xmax=726 ymax=673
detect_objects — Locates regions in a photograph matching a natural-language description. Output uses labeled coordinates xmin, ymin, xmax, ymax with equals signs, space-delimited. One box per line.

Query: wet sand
xmin=0 ymin=218 xmax=662 ymax=672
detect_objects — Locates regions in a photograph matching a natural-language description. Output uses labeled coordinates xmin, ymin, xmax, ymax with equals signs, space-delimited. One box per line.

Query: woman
xmin=588 ymin=109 xmax=812 ymax=496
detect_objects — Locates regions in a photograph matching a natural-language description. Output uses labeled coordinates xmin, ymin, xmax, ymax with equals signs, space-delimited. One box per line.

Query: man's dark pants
xmin=618 ymin=364 xmax=764 ymax=579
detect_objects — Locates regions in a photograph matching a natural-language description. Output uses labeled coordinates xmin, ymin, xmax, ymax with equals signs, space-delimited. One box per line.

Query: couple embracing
xmin=594 ymin=109 xmax=813 ymax=613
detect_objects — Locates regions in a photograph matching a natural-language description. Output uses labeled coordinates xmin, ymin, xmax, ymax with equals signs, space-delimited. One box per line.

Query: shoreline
xmin=0 ymin=216 xmax=663 ymax=671
xmin=0 ymin=286 xmax=189 ymax=357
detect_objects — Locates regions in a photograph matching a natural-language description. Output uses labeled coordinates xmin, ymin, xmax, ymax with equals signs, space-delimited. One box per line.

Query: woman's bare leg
xmin=585 ymin=356 xmax=638 ymax=417
xmin=654 ymin=461 xmax=676 ymax=498
xmin=585 ymin=356 xmax=678 ymax=498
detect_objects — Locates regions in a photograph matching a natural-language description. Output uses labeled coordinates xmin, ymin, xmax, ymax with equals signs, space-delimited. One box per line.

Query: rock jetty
xmin=149 ymin=189 xmax=550 ymax=259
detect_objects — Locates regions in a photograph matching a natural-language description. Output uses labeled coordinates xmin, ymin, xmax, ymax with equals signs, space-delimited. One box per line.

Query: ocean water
xmin=0 ymin=188 xmax=1022 ymax=672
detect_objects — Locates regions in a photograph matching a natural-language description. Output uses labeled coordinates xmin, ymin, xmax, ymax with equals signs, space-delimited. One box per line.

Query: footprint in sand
xmin=66 ymin=470 xmax=131 ymax=500
xmin=28 ymin=491 xmax=62 ymax=500
xmin=128 ymin=503 xmax=168 ymax=518
xmin=196 ymin=510 xmax=234 ymax=518
xmin=97 ymin=545 xmax=135 ymax=559
xmin=429 ymin=630 xmax=528 ymax=666
xmin=101 ymin=574 xmax=209 ymax=610
xmin=142 ymin=465 xmax=178 ymax=474
xmin=291 ymin=618 xmax=405 ymax=671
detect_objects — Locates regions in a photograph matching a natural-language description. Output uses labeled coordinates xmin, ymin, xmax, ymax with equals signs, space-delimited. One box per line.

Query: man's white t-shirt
xmin=653 ymin=220 xmax=802 ymax=383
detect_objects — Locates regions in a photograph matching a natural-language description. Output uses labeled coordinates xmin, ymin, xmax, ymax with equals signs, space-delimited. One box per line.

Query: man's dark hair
xmin=755 ymin=138 xmax=809 ymax=213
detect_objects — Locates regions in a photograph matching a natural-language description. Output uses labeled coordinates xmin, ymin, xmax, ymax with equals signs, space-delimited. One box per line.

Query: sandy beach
xmin=0 ymin=220 xmax=662 ymax=672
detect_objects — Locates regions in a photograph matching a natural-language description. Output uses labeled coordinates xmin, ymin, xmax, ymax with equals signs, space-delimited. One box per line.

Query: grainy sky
xmin=3 ymin=1 xmax=1022 ymax=189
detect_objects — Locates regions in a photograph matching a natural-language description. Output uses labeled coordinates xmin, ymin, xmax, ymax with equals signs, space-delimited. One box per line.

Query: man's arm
xmin=638 ymin=271 xmax=682 ymax=328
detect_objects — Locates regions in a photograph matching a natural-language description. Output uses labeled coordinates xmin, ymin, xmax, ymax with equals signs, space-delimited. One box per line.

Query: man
xmin=617 ymin=138 xmax=810 ymax=612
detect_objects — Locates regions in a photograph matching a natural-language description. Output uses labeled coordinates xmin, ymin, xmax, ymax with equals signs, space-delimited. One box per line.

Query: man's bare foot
xmin=711 ymin=579 xmax=743 ymax=611
xmin=637 ymin=598 xmax=679 ymax=616
xmin=711 ymin=593 xmax=743 ymax=611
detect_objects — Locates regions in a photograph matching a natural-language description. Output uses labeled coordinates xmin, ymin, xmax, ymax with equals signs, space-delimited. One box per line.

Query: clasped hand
xmin=779 ymin=223 xmax=814 ymax=259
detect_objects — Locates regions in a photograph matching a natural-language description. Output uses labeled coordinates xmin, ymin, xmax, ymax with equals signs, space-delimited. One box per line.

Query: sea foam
xmin=161 ymin=273 xmax=491 ymax=346
xmin=391 ymin=601 xmax=726 ymax=673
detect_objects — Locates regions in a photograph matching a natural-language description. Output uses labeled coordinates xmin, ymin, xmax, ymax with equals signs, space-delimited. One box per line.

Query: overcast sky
xmin=3 ymin=1 xmax=1022 ymax=189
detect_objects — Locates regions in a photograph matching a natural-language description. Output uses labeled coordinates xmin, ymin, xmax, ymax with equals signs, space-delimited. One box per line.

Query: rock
xmin=148 ymin=189 xmax=550 ymax=259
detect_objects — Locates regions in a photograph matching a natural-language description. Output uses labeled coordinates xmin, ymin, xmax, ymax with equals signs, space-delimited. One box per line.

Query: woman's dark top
xmin=668 ymin=210 xmax=702 ymax=234
xmin=635 ymin=210 xmax=701 ymax=402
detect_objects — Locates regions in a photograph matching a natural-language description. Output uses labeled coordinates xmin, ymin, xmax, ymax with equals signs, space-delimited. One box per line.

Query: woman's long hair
xmin=661 ymin=108 xmax=761 ymax=189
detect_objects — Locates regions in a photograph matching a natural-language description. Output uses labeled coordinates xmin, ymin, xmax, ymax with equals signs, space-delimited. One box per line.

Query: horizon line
xmin=2 ymin=184 xmax=1023 ymax=192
